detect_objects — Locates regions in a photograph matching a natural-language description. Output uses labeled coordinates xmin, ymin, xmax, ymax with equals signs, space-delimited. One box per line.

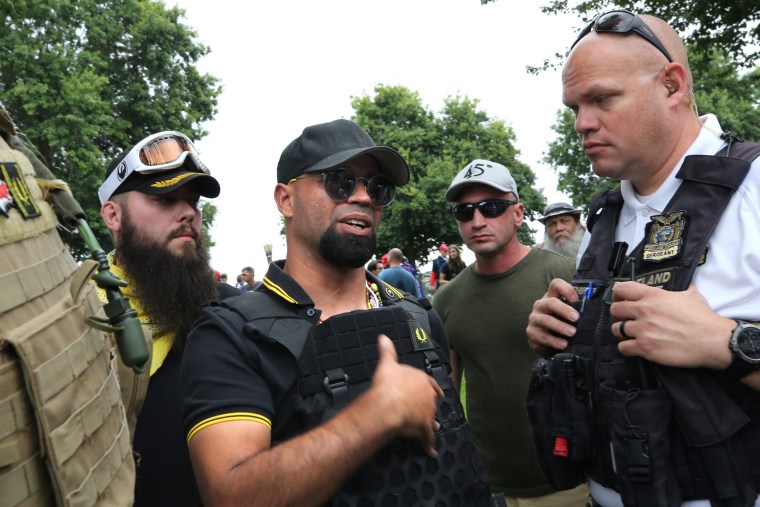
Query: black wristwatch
xmin=724 ymin=320 xmax=760 ymax=380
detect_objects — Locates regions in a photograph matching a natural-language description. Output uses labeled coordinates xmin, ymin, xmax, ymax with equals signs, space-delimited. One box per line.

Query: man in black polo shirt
xmin=181 ymin=119 xmax=492 ymax=506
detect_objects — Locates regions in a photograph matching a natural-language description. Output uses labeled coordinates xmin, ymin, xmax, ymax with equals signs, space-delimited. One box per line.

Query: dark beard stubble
xmin=116 ymin=209 xmax=218 ymax=349
xmin=318 ymin=223 xmax=376 ymax=268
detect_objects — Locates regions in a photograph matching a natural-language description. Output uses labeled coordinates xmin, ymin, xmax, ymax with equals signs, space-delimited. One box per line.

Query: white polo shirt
xmin=579 ymin=115 xmax=760 ymax=507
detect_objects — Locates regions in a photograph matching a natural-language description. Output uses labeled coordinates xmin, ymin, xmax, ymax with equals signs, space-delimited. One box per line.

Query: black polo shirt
xmin=180 ymin=260 xmax=449 ymax=444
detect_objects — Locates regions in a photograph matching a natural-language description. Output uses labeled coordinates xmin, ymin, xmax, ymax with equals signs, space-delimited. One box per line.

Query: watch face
xmin=737 ymin=325 xmax=760 ymax=364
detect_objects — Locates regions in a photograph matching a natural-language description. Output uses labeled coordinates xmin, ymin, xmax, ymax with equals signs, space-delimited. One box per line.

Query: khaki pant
xmin=505 ymin=483 xmax=591 ymax=507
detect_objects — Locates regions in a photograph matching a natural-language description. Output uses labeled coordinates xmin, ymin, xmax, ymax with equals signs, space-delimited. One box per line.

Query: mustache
xmin=169 ymin=224 xmax=199 ymax=240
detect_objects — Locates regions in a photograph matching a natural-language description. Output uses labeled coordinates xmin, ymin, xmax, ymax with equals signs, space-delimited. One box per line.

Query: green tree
xmin=542 ymin=108 xmax=618 ymax=208
xmin=483 ymin=0 xmax=760 ymax=68
xmin=543 ymin=48 xmax=760 ymax=207
xmin=351 ymin=85 xmax=546 ymax=265
xmin=0 ymin=0 xmax=221 ymax=256
xmin=200 ymin=200 xmax=217 ymax=248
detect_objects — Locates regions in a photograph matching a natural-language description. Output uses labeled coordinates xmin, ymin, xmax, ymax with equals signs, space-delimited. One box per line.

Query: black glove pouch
xmin=598 ymin=381 xmax=682 ymax=507
xmin=526 ymin=354 xmax=590 ymax=490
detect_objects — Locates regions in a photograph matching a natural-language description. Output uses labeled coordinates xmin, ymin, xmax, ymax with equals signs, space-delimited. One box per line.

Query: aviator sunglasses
xmin=289 ymin=168 xmax=397 ymax=207
xmin=452 ymin=198 xmax=517 ymax=222
xmin=571 ymin=10 xmax=673 ymax=63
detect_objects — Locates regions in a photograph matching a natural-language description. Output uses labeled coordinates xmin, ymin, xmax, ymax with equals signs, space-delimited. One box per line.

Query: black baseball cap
xmin=277 ymin=119 xmax=410 ymax=185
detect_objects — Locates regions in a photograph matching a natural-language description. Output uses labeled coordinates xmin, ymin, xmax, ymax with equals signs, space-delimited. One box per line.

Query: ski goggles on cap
xmin=571 ymin=10 xmax=673 ymax=63
xmin=98 ymin=131 xmax=211 ymax=204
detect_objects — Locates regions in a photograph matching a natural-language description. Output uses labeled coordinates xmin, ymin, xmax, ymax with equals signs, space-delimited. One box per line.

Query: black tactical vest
xmin=224 ymin=291 xmax=493 ymax=507
xmin=527 ymin=141 xmax=760 ymax=507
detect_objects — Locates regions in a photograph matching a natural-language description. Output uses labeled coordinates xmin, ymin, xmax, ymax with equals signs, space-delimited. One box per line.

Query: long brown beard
xmin=116 ymin=209 xmax=218 ymax=349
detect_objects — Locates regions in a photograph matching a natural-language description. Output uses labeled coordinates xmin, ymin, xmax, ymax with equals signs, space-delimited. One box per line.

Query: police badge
xmin=643 ymin=211 xmax=687 ymax=262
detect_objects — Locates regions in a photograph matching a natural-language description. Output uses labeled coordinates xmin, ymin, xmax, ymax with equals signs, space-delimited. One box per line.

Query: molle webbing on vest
xmin=294 ymin=306 xmax=491 ymax=506
xmin=298 ymin=305 xmax=439 ymax=398
xmin=224 ymin=293 xmax=492 ymax=506
xmin=0 ymin=137 xmax=136 ymax=506
xmin=0 ymin=237 xmax=76 ymax=315
xmin=3 ymin=293 xmax=135 ymax=507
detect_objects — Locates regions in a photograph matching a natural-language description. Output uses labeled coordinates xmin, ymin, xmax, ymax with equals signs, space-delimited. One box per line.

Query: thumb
xmin=377 ymin=334 xmax=398 ymax=363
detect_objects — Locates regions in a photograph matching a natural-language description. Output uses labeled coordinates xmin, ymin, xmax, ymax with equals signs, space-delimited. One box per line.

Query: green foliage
xmin=351 ymin=85 xmax=545 ymax=266
xmin=542 ymin=108 xmax=618 ymax=208
xmin=689 ymin=50 xmax=760 ymax=142
xmin=200 ymin=200 xmax=217 ymax=248
xmin=0 ymin=0 xmax=221 ymax=257
xmin=482 ymin=0 xmax=760 ymax=69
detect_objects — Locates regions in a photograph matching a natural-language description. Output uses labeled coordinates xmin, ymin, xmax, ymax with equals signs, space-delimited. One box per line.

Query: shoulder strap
xmin=393 ymin=297 xmax=432 ymax=338
xmin=721 ymin=137 xmax=760 ymax=162
xmin=586 ymin=189 xmax=623 ymax=234
xmin=220 ymin=289 xmax=434 ymax=364
xmin=221 ymin=292 xmax=313 ymax=361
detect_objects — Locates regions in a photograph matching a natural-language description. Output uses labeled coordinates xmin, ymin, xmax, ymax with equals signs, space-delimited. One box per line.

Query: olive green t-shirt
xmin=433 ymin=248 xmax=575 ymax=496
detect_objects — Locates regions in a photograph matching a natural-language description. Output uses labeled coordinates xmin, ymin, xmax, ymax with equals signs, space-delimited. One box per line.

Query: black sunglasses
xmin=452 ymin=199 xmax=517 ymax=222
xmin=571 ymin=10 xmax=673 ymax=63
xmin=290 ymin=168 xmax=396 ymax=207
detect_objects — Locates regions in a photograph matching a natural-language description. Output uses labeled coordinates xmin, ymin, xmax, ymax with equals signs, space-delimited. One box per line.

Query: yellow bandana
xmin=94 ymin=251 xmax=174 ymax=376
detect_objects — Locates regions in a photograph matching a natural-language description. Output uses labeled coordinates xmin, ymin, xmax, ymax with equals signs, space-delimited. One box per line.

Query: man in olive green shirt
xmin=434 ymin=159 xmax=588 ymax=506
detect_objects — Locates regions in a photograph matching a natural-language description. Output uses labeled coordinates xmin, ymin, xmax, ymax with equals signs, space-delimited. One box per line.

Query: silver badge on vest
xmin=643 ymin=210 xmax=687 ymax=262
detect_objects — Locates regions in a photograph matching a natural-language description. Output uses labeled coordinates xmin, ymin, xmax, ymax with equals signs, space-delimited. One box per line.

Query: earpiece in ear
xmin=665 ymin=80 xmax=677 ymax=94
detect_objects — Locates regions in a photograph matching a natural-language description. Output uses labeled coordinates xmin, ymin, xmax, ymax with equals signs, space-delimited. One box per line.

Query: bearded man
xmin=539 ymin=202 xmax=585 ymax=258
xmin=98 ymin=131 xmax=229 ymax=506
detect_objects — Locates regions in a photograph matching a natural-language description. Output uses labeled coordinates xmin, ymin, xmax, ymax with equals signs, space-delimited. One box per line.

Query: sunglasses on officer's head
xmin=452 ymin=199 xmax=517 ymax=222
xmin=289 ymin=168 xmax=397 ymax=207
xmin=571 ymin=10 xmax=673 ymax=63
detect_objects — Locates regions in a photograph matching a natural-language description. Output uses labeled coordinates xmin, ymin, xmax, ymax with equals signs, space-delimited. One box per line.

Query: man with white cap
xmin=433 ymin=159 xmax=585 ymax=506
xmin=538 ymin=202 xmax=586 ymax=258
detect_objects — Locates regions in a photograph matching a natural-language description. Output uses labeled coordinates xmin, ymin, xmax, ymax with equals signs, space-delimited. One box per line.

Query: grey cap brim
xmin=445 ymin=159 xmax=519 ymax=202
xmin=538 ymin=209 xmax=581 ymax=224
xmin=445 ymin=180 xmax=516 ymax=202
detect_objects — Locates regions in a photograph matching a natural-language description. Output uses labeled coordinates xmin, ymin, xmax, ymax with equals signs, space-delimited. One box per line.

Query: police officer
xmin=527 ymin=11 xmax=760 ymax=507
xmin=181 ymin=119 xmax=491 ymax=506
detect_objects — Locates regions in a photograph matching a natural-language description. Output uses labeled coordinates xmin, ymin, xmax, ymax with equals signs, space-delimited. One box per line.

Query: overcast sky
xmin=169 ymin=0 xmax=583 ymax=277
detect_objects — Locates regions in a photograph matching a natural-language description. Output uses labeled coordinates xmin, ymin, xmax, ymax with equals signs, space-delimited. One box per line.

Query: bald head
xmin=388 ymin=248 xmax=403 ymax=266
xmin=639 ymin=15 xmax=692 ymax=87
xmin=562 ymin=12 xmax=702 ymax=195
